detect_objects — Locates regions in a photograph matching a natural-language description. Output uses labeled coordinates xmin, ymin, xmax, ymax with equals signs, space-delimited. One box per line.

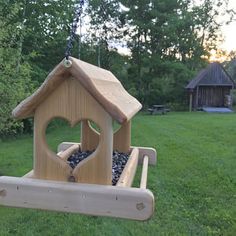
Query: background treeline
xmin=0 ymin=0 xmax=236 ymax=137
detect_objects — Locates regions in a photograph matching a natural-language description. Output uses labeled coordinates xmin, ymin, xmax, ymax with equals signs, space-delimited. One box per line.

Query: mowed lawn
xmin=0 ymin=112 xmax=235 ymax=235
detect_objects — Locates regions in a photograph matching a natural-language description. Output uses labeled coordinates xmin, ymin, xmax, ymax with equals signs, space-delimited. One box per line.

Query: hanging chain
xmin=64 ymin=0 xmax=85 ymax=66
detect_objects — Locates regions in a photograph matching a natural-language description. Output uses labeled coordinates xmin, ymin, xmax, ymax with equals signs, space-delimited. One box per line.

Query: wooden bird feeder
xmin=0 ymin=57 xmax=157 ymax=220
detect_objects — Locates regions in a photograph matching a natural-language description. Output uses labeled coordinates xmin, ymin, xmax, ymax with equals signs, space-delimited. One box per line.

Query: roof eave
xmin=12 ymin=57 xmax=142 ymax=123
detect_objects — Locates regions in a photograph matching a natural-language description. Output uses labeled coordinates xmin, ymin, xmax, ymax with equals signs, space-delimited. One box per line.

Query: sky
xmin=81 ymin=1 xmax=236 ymax=56
xmin=221 ymin=0 xmax=236 ymax=52
xmin=117 ymin=1 xmax=236 ymax=56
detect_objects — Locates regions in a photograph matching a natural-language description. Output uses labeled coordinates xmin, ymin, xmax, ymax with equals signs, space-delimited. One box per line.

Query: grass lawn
xmin=0 ymin=112 xmax=235 ymax=235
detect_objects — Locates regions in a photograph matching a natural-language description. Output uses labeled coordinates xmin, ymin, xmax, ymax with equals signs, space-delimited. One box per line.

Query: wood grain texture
xmin=34 ymin=78 xmax=112 ymax=185
xmin=12 ymin=57 xmax=142 ymax=123
xmin=140 ymin=155 xmax=149 ymax=189
xmin=57 ymin=143 xmax=80 ymax=161
xmin=72 ymin=114 xmax=113 ymax=185
xmin=0 ymin=176 xmax=154 ymax=220
xmin=81 ymin=120 xmax=99 ymax=151
xmin=113 ymin=121 xmax=131 ymax=153
xmin=131 ymin=146 xmax=157 ymax=166
xmin=116 ymin=148 xmax=139 ymax=187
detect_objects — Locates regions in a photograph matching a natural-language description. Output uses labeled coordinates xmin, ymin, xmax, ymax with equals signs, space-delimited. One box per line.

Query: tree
xmin=116 ymin=0 xmax=234 ymax=106
xmin=86 ymin=0 xmax=124 ymax=69
xmin=0 ymin=1 xmax=33 ymax=136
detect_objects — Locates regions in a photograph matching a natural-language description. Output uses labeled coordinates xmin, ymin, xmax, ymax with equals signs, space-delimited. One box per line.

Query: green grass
xmin=0 ymin=112 xmax=236 ymax=235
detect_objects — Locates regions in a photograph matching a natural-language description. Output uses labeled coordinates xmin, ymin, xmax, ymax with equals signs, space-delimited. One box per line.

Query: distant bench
xmin=148 ymin=105 xmax=170 ymax=115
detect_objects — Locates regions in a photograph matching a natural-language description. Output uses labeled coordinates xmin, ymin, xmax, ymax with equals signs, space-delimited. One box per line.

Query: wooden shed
xmin=186 ymin=62 xmax=235 ymax=111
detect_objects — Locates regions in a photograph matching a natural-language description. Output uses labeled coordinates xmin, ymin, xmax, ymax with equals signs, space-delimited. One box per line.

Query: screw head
xmin=64 ymin=59 xmax=72 ymax=68
xmin=68 ymin=176 xmax=76 ymax=182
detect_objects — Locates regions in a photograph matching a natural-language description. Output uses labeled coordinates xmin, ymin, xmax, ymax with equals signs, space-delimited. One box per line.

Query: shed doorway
xmin=198 ymin=86 xmax=227 ymax=107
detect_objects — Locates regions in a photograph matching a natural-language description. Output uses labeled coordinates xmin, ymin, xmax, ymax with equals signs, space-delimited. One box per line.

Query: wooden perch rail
xmin=116 ymin=148 xmax=139 ymax=187
xmin=57 ymin=143 xmax=80 ymax=161
xmin=140 ymin=155 xmax=149 ymax=189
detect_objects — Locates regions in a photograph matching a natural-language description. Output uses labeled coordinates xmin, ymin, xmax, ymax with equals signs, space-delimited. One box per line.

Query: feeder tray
xmin=0 ymin=58 xmax=157 ymax=221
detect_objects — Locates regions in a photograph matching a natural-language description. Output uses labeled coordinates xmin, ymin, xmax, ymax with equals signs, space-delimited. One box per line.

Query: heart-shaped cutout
xmin=46 ymin=118 xmax=100 ymax=170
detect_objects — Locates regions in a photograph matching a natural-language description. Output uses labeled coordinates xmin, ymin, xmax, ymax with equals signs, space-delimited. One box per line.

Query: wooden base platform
xmin=0 ymin=144 xmax=157 ymax=220
xmin=0 ymin=176 xmax=154 ymax=220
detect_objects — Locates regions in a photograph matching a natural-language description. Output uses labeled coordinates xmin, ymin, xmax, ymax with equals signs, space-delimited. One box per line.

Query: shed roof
xmin=12 ymin=57 xmax=142 ymax=124
xmin=186 ymin=62 xmax=235 ymax=89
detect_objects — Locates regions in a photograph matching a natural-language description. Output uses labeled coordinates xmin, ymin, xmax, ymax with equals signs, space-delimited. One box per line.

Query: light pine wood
xmin=12 ymin=63 xmax=69 ymax=120
xmin=81 ymin=120 xmax=99 ymax=151
xmin=0 ymin=176 xmax=154 ymax=220
xmin=34 ymin=78 xmax=113 ymax=184
xmin=69 ymin=58 xmax=142 ymax=123
xmin=57 ymin=143 xmax=80 ymax=161
xmin=22 ymin=170 xmax=34 ymax=178
xmin=7 ymin=57 xmax=158 ymax=219
xmin=140 ymin=155 xmax=149 ymax=189
xmin=131 ymin=146 xmax=157 ymax=166
xmin=57 ymin=142 xmax=80 ymax=153
xmin=57 ymin=151 xmax=63 ymax=156
xmin=116 ymin=148 xmax=139 ymax=187
xmin=73 ymin=114 xmax=113 ymax=184
xmin=113 ymin=121 xmax=131 ymax=153
xmin=12 ymin=57 xmax=142 ymax=123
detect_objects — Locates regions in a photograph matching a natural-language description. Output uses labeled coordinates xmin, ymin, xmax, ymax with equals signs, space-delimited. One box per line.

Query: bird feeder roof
xmin=12 ymin=57 xmax=142 ymax=124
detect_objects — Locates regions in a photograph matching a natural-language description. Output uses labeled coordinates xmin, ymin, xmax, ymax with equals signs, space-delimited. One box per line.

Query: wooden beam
xmin=196 ymin=86 xmax=199 ymax=109
xmin=0 ymin=176 xmax=154 ymax=221
xmin=113 ymin=121 xmax=131 ymax=153
xmin=116 ymin=148 xmax=139 ymax=187
xmin=189 ymin=93 xmax=193 ymax=112
xmin=140 ymin=155 xmax=149 ymax=189
xmin=57 ymin=143 xmax=80 ymax=161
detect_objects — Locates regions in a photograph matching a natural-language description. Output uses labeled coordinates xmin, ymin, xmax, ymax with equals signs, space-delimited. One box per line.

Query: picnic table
xmin=148 ymin=105 xmax=170 ymax=115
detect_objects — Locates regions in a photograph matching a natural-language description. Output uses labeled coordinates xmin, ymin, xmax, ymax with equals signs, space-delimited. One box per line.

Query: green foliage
xmin=0 ymin=113 xmax=236 ymax=235
xmin=0 ymin=0 xmax=234 ymax=136
xmin=0 ymin=2 xmax=33 ymax=137
xmin=117 ymin=0 xmax=233 ymax=107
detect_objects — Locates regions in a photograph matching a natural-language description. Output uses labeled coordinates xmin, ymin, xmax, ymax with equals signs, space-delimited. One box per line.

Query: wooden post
xmin=195 ymin=86 xmax=199 ymax=109
xmin=81 ymin=120 xmax=99 ymax=151
xmin=113 ymin=121 xmax=131 ymax=153
xmin=189 ymin=92 xmax=193 ymax=112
